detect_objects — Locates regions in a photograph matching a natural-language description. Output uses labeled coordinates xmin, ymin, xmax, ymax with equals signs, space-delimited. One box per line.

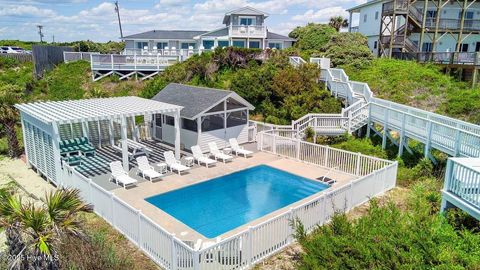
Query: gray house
xmin=122 ymin=6 xmax=295 ymax=54
xmin=151 ymin=83 xmax=255 ymax=152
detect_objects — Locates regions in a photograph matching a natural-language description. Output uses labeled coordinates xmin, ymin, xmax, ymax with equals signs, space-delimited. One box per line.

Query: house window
xmin=136 ymin=42 xmax=149 ymax=49
xmin=181 ymin=42 xmax=196 ymax=49
xmin=165 ymin=115 xmax=175 ymax=126
xmin=248 ymin=41 xmax=260 ymax=49
xmin=460 ymin=43 xmax=469 ymax=52
xmin=373 ymin=41 xmax=378 ymax=49
xmin=227 ymin=110 xmax=247 ymax=128
xmin=155 ymin=114 xmax=162 ymax=127
xmin=375 ymin=11 xmax=379 ymax=20
xmin=422 ymin=42 xmax=433 ymax=52
xmin=202 ymin=114 xmax=224 ymax=132
xmin=239 ymin=16 xmax=256 ymax=25
xmin=363 ymin=14 xmax=367 ymax=23
xmin=157 ymin=42 xmax=168 ymax=49
xmin=232 ymin=40 xmax=246 ymax=48
xmin=182 ymin=118 xmax=198 ymax=132
xmin=202 ymin=40 xmax=214 ymax=49
xmin=218 ymin=40 xmax=229 ymax=48
xmin=268 ymin=42 xmax=282 ymax=49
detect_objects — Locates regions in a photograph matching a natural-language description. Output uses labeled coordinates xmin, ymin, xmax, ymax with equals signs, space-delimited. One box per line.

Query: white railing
xmin=63 ymin=51 xmax=99 ymax=63
xmin=90 ymin=54 xmax=181 ymax=71
xmin=229 ymin=25 xmax=266 ymax=38
xmin=289 ymin=56 xmax=307 ymax=68
xmin=444 ymin=159 xmax=480 ymax=210
xmin=58 ymin=128 xmax=397 ymax=270
xmin=60 ymin=166 xmax=196 ymax=270
xmin=122 ymin=48 xmax=207 ymax=58
xmin=196 ymin=131 xmax=396 ymax=269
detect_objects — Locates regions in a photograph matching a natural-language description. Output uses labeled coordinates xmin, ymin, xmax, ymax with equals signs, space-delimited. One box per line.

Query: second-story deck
xmin=394 ymin=52 xmax=480 ymax=67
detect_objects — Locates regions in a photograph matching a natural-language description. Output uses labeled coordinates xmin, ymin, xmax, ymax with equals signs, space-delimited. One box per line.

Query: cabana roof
xmin=15 ymin=96 xmax=183 ymax=125
xmin=152 ymin=83 xmax=254 ymax=119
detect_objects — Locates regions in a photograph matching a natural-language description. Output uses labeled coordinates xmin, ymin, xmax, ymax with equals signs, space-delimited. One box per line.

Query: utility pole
xmin=114 ymin=1 xmax=124 ymax=39
xmin=37 ymin=25 xmax=44 ymax=42
xmin=52 ymin=34 xmax=55 ymax=44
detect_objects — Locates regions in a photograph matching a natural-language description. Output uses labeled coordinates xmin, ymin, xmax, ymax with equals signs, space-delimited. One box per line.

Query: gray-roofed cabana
xmin=152 ymin=83 xmax=254 ymax=152
xmin=15 ymin=96 xmax=183 ymax=185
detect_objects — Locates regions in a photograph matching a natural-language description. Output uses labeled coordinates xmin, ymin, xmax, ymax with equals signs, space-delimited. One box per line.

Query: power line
xmin=114 ymin=1 xmax=124 ymax=39
xmin=37 ymin=25 xmax=44 ymax=42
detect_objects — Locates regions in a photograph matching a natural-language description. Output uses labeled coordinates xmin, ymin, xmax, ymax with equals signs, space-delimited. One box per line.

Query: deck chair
xmin=109 ymin=161 xmax=138 ymax=189
xmin=136 ymin=156 xmax=163 ymax=181
xmin=229 ymin=138 xmax=253 ymax=158
xmin=163 ymin=151 xmax=190 ymax=175
xmin=191 ymin=145 xmax=217 ymax=168
xmin=208 ymin=142 xmax=233 ymax=163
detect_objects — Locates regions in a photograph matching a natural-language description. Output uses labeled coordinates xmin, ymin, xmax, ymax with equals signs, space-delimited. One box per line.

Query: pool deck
xmin=112 ymin=150 xmax=357 ymax=242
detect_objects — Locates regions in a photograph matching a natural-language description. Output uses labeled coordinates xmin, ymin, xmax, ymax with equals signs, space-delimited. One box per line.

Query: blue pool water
xmin=145 ymin=165 xmax=329 ymax=238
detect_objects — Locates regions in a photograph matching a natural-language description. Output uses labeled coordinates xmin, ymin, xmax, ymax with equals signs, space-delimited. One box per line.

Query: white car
xmin=0 ymin=46 xmax=27 ymax=54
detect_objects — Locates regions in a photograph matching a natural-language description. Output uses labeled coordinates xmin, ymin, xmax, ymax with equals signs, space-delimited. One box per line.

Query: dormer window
xmin=239 ymin=16 xmax=256 ymax=26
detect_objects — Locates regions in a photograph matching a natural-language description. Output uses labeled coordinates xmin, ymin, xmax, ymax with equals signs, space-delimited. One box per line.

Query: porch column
xmin=120 ymin=116 xmax=129 ymax=171
xmin=224 ymin=99 xmax=227 ymax=147
xmin=197 ymin=117 xmax=202 ymax=147
xmin=174 ymin=110 xmax=181 ymax=160
xmin=348 ymin=11 xmax=353 ymax=32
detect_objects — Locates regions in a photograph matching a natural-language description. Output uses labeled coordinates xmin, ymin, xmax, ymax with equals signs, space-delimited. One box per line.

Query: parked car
xmin=0 ymin=46 xmax=27 ymax=54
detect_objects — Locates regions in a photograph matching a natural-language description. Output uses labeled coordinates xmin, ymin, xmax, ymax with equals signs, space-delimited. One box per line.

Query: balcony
xmin=229 ymin=25 xmax=267 ymax=38
xmin=425 ymin=18 xmax=480 ymax=32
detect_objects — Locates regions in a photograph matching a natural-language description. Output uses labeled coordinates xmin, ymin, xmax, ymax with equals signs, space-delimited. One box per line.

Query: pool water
xmin=145 ymin=165 xmax=329 ymax=238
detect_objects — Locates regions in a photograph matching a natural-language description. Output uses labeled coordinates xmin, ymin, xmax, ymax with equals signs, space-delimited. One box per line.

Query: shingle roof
xmin=198 ymin=27 xmax=229 ymax=38
xmin=267 ymin=31 xmax=296 ymax=41
xmin=152 ymin=83 xmax=254 ymax=119
xmin=123 ymin=30 xmax=208 ymax=40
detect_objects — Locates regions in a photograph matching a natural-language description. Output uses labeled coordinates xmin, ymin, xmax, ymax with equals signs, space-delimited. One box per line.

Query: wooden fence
xmin=0 ymin=53 xmax=32 ymax=63
xmin=32 ymin=45 xmax=73 ymax=77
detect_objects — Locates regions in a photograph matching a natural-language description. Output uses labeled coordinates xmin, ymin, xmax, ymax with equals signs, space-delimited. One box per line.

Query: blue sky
xmin=0 ymin=0 xmax=365 ymax=42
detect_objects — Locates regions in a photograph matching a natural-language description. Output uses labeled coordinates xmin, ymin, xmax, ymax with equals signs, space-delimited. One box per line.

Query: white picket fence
xmin=60 ymin=130 xmax=397 ymax=270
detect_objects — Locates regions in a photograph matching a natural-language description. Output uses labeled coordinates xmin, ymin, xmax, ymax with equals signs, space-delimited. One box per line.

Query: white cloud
xmin=292 ymin=7 xmax=348 ymax=24
xmin=0 ymin=5 xmax=56 ymax=17
xmin=0 ymin=0 xmax=361 ymax=42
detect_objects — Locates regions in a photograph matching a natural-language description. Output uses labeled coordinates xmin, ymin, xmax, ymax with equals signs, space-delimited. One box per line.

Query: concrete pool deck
xmin=112 ymin=151 xmax=357 ymax=242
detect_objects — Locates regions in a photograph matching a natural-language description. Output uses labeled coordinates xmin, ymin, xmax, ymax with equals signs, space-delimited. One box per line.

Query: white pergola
xmin=16 ymin=96 xmax=183 ymax=177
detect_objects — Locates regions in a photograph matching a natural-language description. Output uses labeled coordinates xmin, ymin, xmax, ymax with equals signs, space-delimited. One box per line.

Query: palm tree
xmin=0 ymin=84 xmax=23 ymax=158
xmin=329 ymin=16 xmax=349 ymax=32
xmin=0 ymin=188 xmax=93 ymax=269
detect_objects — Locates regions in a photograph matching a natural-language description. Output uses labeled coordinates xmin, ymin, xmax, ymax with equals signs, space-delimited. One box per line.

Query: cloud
xmin=0 ymin=0 xmax=361 ymax=42
xmin=0 ymin=5 xmax=56 ymax=17
xmin=292 ymin=7 xmax=348 ymax=24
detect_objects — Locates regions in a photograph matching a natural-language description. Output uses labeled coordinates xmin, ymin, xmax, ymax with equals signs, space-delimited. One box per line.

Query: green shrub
xmin=44 ymin=61 xmax=91 ymax=100
xmin=295 ymin=180 xmax=480 ymax=270
xmin=331 ymin=137 xmax=388 ymax=159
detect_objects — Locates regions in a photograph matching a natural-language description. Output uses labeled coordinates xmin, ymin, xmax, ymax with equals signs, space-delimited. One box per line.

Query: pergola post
xmin=174 ymin=110 xmax=181 ymax=160
xmin=120 ymin=116 xmax=129 ymax=171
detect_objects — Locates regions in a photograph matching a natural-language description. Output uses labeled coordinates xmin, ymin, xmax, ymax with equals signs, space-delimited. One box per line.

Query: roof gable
xmin=152 ymin=83 xmax=254 ymax=119
xmin=225 ymin=6 xmax=268 ymax=16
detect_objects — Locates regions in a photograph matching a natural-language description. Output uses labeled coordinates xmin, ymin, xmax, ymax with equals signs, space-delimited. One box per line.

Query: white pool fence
xmin=60 ymin=131 xmax=398 ymax=270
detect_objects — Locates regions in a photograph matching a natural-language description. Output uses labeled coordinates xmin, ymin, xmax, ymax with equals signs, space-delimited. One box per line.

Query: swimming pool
xmin=145 ymin=165 xmax=329 ymax=238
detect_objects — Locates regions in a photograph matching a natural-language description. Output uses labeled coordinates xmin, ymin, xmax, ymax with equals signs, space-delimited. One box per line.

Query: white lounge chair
xmin=229 ymin=138 xmax=253 ymax=158
xmin=109 ymin=161 xmax=138 ymax=189
xmin=191 ymin=145 xmax=217 ymax=168
xmin=208 ymin=142 xmax=233 ymax=163
xmin=136 ymin=156 xmax=163 ymax=181
xmin=164 ymin=151 xmax=190 ymax=175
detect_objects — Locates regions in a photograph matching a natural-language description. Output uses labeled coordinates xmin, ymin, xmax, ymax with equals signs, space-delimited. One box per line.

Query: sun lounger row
xmin=108 ymin=139 xmax=252 ymax=189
